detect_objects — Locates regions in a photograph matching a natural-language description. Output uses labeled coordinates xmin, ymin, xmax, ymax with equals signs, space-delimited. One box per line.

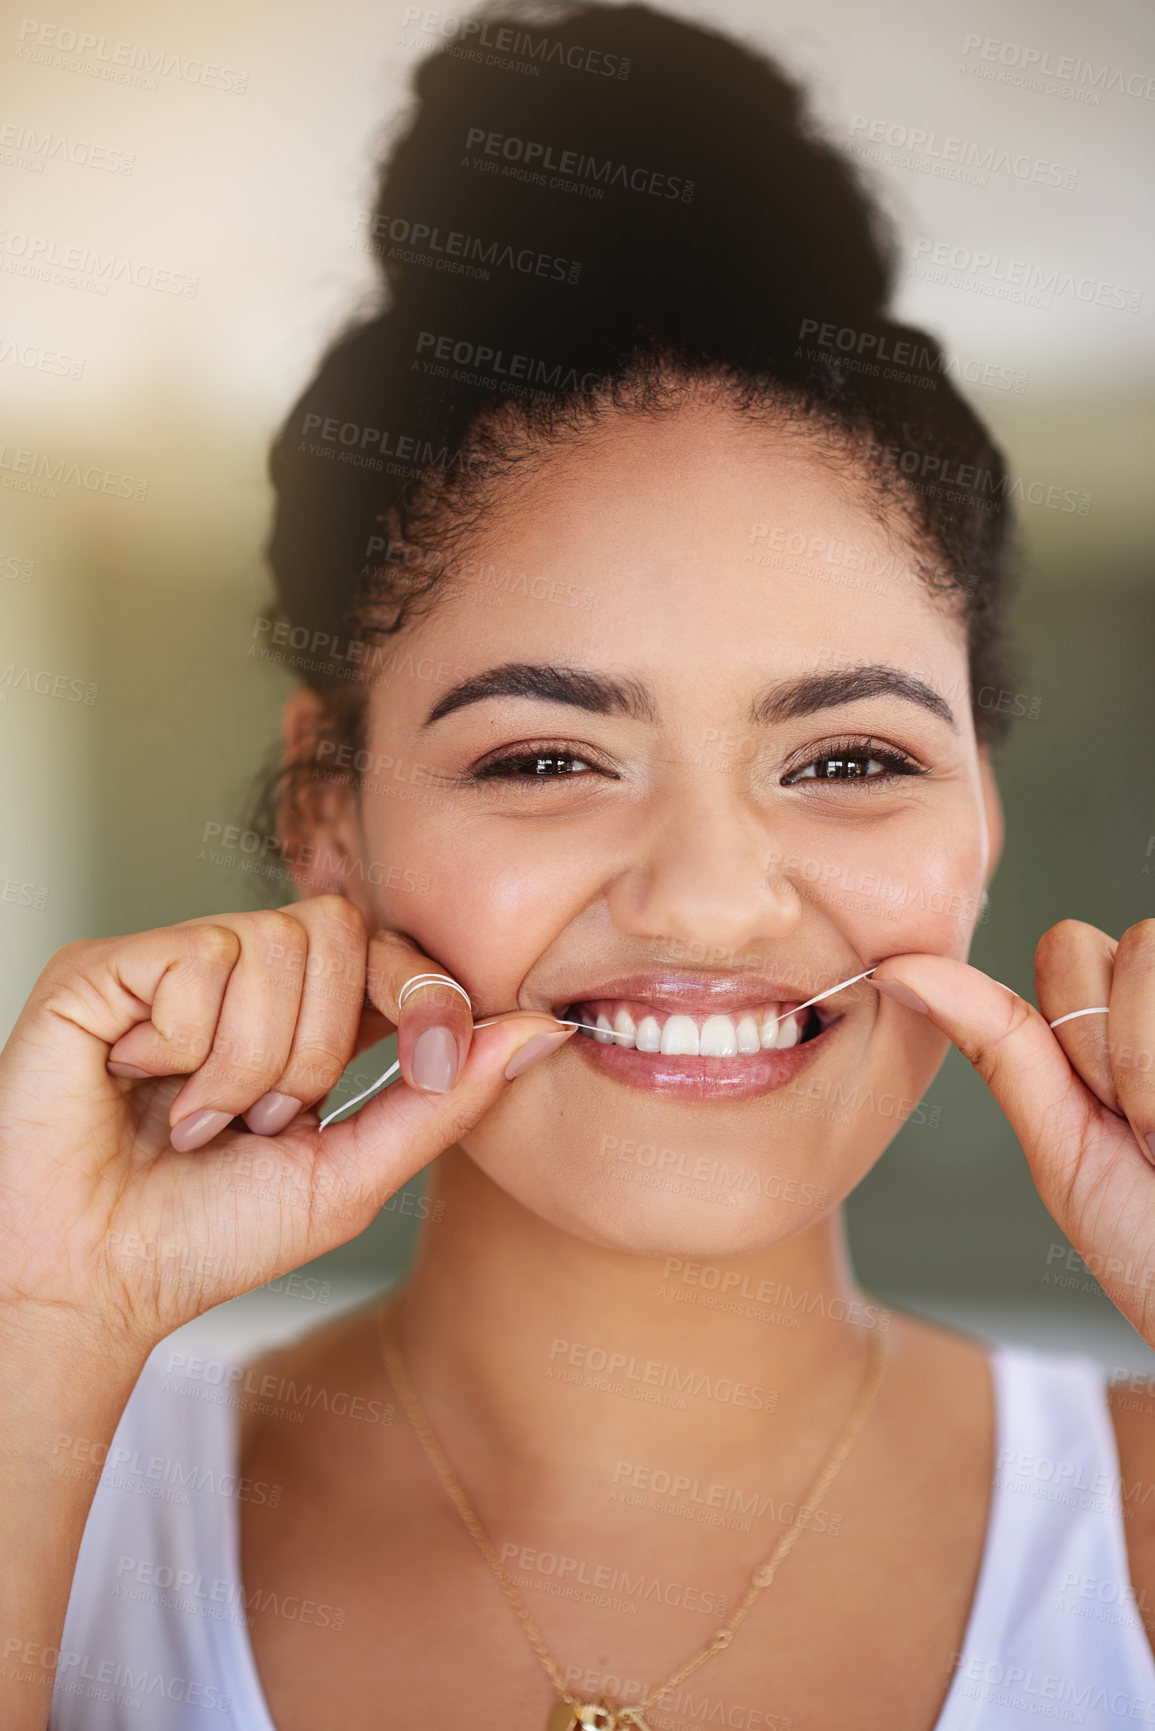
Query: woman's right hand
xmin=0 ymin=894 xmax=569 ymax=1357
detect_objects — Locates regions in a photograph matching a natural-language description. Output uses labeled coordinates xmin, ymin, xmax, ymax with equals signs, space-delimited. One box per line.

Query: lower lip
xmin=563 ymin=1017 xmax=839 ymax=1102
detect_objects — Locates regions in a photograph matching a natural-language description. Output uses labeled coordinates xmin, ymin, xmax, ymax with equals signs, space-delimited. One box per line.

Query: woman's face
xmin=345 ymin=402 xmax=1001 ymax=1256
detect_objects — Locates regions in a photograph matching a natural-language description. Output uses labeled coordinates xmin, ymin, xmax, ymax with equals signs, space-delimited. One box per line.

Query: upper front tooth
xmin=760 ymin=1010 xmax=780 ymax=1049
xmin=613 ymin=1009 xmax=637 ymax=1048
xmin=775 ymin=1012 xmax=801 ymax=1050
xmin=660 ymin=1014 xmax=700 ymax=1056
xmin=700 ymin=1015 xmax=738 ymax=1058
xmin=636 ymin=1015 xmax=662 ymax=1052
xmin=736 ymin=1014 xmax=761 ymax=1055
xmin=595 ymin=1013 xmax=615 ymax=1044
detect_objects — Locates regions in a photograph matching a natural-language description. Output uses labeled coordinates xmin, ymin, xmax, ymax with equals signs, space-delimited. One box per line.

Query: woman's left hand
xmin=873 ymin=920 xmax=1155 ymax=1343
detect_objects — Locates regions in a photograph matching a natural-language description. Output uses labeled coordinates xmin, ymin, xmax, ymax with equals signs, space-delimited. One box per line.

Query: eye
xmin=470 ymin=743 xmax=617 ymax=781
xmin=782 ymin=738 xmax=926 ymax=786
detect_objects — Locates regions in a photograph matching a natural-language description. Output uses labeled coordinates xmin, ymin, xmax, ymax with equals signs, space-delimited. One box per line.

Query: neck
xmin=392 ymin=1147 xmax=886 ymax=1495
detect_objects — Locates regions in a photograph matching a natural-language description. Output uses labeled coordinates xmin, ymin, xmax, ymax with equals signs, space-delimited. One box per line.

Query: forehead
xmin=393 ymin=403 xmax=965 ymax=692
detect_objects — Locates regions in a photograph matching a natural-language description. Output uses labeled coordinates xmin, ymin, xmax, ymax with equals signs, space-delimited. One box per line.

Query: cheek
xmin=793 ymin=797 xmax=988 ymax=964
xmin=365 ymin=793 xmax=588 ymax=1010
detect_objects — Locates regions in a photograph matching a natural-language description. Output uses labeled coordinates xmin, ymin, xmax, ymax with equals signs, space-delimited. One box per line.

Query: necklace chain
xmin=376 ymin=1296 xmax=890 ymax=1724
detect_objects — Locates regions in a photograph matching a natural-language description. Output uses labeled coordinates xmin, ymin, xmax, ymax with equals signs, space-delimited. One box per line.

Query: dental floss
xmin=397 ymin=974 xmax=472 ymax=1012
xmin=1048 ymin=1005 xmax=1110 ymax=1030
xmin=317 ymin=965 xmax=880 ymax=1128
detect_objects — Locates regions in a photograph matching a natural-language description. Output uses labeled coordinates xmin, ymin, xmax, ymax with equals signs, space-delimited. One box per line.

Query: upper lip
xmin=545 ymin=971 xmax=851 ymax=1017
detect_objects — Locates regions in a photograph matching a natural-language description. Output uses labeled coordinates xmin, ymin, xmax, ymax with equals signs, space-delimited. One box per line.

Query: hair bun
xmin=268 ymin=1 xmax=898 ymax=650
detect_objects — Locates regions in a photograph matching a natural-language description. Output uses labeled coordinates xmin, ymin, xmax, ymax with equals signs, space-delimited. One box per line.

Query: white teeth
xmin=576 ymin=1002 xmax=815 ymax=1059
xmin=736 ymin=1014 xmax=761 ymax=1055
xmin=700 ymin=1014 xmax=738 ymax=1058
xmin=660 ymin=1014 xmax=700 ymax=1056
xmin=636 ymin=1015 xmax=662 ymax=1053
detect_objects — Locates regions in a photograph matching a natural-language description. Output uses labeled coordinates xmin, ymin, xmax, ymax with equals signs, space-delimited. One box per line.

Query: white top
xmin=49 ymin=1341 xmax=1155 ymax=1728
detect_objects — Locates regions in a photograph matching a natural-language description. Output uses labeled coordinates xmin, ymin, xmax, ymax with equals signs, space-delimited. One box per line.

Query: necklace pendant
xmin=547 ymin=1698 xmax=625 ymax=1730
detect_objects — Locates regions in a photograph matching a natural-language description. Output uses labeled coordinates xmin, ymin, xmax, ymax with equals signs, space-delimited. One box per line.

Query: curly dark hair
xmin=250 ymin=0 xmax=1019 ymax=850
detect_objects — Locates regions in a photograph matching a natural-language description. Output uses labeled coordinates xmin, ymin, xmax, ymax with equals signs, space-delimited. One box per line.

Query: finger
xmin=301 ymin=1013 xmax=575 ymax=1235
xmin=871 ymin=953 xmax=1112 ymax=1217
xmin=163 ymin=911 xmax=309 ymax=1141
xmin=365 ymin=930 xmax=476 ymax=1094
xmin=1107 ymin=920 xmax=1155 ymax=1159
xmin=1035 ymin=920 xmax=1120 ymax=1114
xmin=96 ymin=923 xmax=242 ymax=1079
xmin=243 ymin=895 xmax=367 ymax=1134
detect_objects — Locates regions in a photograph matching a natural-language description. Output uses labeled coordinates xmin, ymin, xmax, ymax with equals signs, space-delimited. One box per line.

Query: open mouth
xmin=553 ymin=992 xmax=837 ymax=1101
xmin=559 ymin=998 xmax=823 ymax=1055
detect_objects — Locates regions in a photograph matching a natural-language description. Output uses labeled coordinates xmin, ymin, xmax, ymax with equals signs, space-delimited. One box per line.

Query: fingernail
xmin=412 ymin=1025 xmax=459 ymax=1093
xmin=505 ymin=1029 xmax=573 ymax=1080
xmin=1146 ymin=1133 xmax=1155 ymax=1167
xmin=244 ymin=1091 xmax=304 ymax=1136
xmin=874 ymin=980 xmax=928 ymax=1015
xmin=107 ymin=1061 xmax=152 ymax=1079
xmin=170 ymin=1109 xmax=235 ymax=1152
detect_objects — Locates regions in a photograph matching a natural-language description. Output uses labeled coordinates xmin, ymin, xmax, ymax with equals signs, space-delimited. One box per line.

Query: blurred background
xmin=2 ymin=0 xmax=1152 ymax=1364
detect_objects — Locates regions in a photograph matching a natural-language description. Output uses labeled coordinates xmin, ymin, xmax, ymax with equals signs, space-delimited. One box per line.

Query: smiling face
xmin=324 ymin=398 xmax=1001 ymax=1256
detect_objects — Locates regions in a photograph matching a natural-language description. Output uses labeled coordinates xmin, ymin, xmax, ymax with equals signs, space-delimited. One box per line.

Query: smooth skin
xmin=1 ymin=399 xmax=1153 ymax=1730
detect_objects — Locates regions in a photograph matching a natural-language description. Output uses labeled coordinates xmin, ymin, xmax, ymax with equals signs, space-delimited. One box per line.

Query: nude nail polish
xmin=170 ymin=1109 xmax=235 ymax=1152
xmin=874 ymin=980 xmax=928 ymax=1015
xmin=107 ymin=1061 xmax=152 ymax=1078
xmin=244 ymin=1091 xmax=304 ymax=1136
xmin=505 ymin=1029 xmax=572 ymax=1080
xmin=412 ymin=1025 xmax=459 ymax=1093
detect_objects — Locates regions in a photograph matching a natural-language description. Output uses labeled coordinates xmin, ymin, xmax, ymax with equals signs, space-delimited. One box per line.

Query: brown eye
xmin=782 ymin=741 xmax=924 ymax=785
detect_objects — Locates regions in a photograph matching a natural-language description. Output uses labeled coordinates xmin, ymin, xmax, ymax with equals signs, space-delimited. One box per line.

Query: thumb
xmin=871 ymin=954 xmax=1099 ymax=1192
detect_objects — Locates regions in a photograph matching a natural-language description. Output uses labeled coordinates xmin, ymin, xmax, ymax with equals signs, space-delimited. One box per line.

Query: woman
xmin=2 ymin=4 xmax=1154 ymax=1727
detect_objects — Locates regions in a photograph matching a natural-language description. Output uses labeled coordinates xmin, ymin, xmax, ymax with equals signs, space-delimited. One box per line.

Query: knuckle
xmin=201 ymin=1033 xmax=284 ymax=1091
xmin=314 ymin=892 xmax=366 ymax=940
xmin=288 ymin=1041 xmax=352 ymax=1098
xmin=1117 ymin=920 xmax=1155 ymax=963
xmin=1034 ymin=919 xmax=1095 ymax=971
xmin=184 ymin=923 xmax=241 ymax=971
xmin=259 ymin=910 xmax=308 ymax=960
xmin=963 ymin=993 xmax=1034 ymax=1075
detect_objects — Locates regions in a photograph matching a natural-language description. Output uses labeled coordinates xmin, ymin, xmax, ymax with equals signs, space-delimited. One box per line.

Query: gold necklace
xmin=377 ymin=1297 xmax=890 ymax=1731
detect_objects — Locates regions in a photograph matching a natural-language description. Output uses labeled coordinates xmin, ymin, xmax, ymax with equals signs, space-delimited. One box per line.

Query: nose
xmin=605 ymin=782 xmax=803 ymax=958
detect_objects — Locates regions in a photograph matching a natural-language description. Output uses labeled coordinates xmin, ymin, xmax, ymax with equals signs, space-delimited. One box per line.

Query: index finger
xmin=366 ymin=930 xmax=475 ymax=1094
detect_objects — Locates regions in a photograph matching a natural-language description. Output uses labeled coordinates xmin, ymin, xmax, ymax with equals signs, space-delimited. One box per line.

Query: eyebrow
xmin=420 ymin=660 xmax=957 ymax=731
xmin=422 ymin=663 xmax=658 ymax=727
